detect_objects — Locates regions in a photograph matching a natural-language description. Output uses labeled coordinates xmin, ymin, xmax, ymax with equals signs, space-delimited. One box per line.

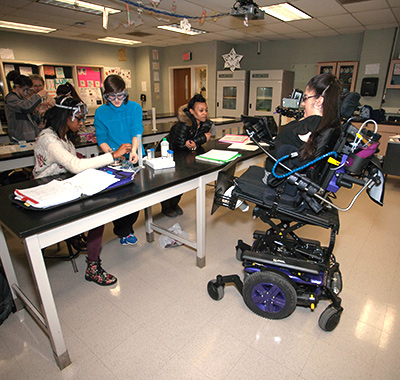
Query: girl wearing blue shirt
xmin=95 ymin=75 xmax=143 ymax=246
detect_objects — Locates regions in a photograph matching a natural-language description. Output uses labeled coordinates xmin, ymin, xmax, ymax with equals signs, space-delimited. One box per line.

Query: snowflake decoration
xmin=222 ymin=48 xmax=243 ymax=72
xmin=180 ymin=18 xmax=191 ymax=33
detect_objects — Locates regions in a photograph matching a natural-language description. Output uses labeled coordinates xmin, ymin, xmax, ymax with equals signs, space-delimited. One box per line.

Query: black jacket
xmin=167 ymin=104 xmax=212 ymax=151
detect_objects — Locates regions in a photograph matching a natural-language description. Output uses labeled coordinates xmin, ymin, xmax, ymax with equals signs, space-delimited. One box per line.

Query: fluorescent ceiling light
xmin=97 ymin=37 xmax=141 ymax=45
xmin=157 ymin=24 xmax=207 ymax=36
xmin=37 ymin=0 xmax=121 ymax=15
xmin=260 ymin=3 xmax=311 ymax=22
xmin=0 ymin=20 xmax=56 ymax=33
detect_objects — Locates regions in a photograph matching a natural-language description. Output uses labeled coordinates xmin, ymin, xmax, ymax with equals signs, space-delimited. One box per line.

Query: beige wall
xmin=1 ymin=28 xmax=400 ymax=115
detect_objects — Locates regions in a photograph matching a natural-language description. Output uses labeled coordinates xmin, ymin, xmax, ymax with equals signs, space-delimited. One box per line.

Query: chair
xmin=42 ymin=234 xmax=86 ymax=273
xmin=207 ymin=108 xmax=384 ymax=331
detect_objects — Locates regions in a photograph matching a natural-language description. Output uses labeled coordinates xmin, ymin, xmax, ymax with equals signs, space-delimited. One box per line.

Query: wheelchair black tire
xmin=318 ymin=304 xmax=342 ymax=331
xmin=242 ymin=271 xmax=297 ymax=320
xmin=207 ymin=280 xmax=224 ymax=301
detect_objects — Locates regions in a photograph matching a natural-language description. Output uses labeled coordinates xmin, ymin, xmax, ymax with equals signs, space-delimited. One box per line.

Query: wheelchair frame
xmin=207 ymin=115 xmax=384 ymax=331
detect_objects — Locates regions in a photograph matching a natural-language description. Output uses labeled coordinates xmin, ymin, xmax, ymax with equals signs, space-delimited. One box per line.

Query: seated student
xmin=95 ymin=74 xmax=142 ymax=246
xmin=161 ymin=93 xmax=213 ymax=217
xmin=5 ymin=70 xmax=49 ymax=142
xmin=266 ymin=73 xmax=342 ymax=180
xmin=32 ymin=96 xmax=132 ymax=286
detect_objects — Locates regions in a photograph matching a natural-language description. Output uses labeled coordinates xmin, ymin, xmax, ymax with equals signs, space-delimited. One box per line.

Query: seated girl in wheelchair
xmin=265 ymin=73 xmax=342 ymax=184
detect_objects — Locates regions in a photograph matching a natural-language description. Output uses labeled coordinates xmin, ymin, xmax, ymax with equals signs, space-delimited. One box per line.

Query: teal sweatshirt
xmin=94 ymin=100 xmax=143 ymax=154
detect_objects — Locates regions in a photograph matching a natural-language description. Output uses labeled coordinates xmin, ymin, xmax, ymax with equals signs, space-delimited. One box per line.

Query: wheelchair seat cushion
xmin=235 ymin=166 xmax=305 ymax=211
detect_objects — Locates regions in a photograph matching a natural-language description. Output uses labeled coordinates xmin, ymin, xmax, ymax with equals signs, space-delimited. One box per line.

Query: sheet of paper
xmin=228 ymin=143 xmax=259 ymax=151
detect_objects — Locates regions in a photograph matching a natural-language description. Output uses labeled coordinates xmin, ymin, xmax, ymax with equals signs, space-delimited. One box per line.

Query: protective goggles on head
xmin=55 ymin=97 xmax=88 ymax=122
xmin=104 ymin=90 xmax=128 ymax=102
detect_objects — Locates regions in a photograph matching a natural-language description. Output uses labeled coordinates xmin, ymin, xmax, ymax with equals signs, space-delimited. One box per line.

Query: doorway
xmin=170 ymin=65 xmax=208 ymax=115
xmin=173 ymin=68 xmax=191 ymax=115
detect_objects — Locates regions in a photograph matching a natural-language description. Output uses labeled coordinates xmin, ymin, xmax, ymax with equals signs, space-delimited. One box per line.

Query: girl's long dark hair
xmin=300 ymin=73 xmax=342 ymax=160
xmin=43 ymin=96 xmax=82 ymax=140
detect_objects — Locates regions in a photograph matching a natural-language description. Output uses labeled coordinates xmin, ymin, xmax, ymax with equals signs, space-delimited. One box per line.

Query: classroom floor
xmin=1 ymin=173 xmax=400 ymax=380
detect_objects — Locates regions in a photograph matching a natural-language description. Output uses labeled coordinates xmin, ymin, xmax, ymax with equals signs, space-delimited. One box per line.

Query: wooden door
xmin=173 ymin=68 xmax=191 ymax=115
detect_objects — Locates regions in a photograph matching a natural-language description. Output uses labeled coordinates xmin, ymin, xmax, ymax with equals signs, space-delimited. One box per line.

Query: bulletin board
xmin=76 ymin=66 xmax=103 ymax=108
xmin=77 ymin=66 xmax=102 ymax=89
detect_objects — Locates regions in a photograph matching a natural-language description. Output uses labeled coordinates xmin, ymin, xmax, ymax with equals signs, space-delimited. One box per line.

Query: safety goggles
xmin=55 ymin=97 xmax=88 ymax=122
xmin=104 ymin=90 xmax=128 ymax=102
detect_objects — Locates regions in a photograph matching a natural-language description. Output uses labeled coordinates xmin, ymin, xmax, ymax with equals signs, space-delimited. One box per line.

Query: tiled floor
xmin=1 ymin=173 xmax=400 ymax=380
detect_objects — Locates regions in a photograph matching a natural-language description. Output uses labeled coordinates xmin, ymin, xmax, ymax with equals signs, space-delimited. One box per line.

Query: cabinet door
xmin=317 ymin=62 xmax=337 ymax=75
xmin=336 ymin=61 xmax=358 ymax=94
xmin=386 ymin=59 xmax=400 ymax=89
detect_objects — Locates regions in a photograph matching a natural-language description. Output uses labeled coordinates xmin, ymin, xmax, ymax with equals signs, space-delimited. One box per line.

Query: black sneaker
xmin=162 ymin=207 xmax=177 ymax=217
xmin=173 ymin=205 xmax=183 ymax=215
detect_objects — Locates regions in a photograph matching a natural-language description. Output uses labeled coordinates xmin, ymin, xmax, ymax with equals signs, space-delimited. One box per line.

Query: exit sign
xmin=183 ymin=52 xmax=192 ymax=61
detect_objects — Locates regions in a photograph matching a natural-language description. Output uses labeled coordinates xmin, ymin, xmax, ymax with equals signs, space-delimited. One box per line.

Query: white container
xmin=161 ymin=138 xmax=169 ymax=158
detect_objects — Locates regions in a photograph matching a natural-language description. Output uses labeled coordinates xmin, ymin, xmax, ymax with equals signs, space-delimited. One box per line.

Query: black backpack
xmin=0 ymin=266 xmax=14 ymax=325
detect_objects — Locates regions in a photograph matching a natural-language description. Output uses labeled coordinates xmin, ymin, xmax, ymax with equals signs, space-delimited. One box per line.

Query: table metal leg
xmin=0 ymin=225 xmax=24 ymax=310
xmin=196 ymin=176 xmax=206 ymax=268
xmin=145 ymin=207 xmax=154 ymax=242
xmin=23 ymin=235 xmax=71 ymax=370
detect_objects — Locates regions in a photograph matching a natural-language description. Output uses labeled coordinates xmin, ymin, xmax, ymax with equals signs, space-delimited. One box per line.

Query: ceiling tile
xmin=290 ymin=19 xmax=331 ymax=32
xmin=310 ymin=30 xmax=340 ymax=37
xmin=318 ymin=13 xmax=362 ymax=29
xmin=290 ymin=0 xmax=347 ymax=17
xmin=343 ymin=0 xmax=388 ymax=12
xmin=353 ymin=8 xmax=397 ymax=25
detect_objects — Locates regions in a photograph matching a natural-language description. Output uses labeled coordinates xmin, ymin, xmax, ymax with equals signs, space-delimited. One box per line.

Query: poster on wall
xmin=120 ymin=69 xmax=131 ymax=88
xmin=153 ymin=71 xmax=159 ymax=82
xmin=19 ymin=66 xmax=33 ymax=76
xmin=78 ymin=87 xmax=103 ymax=107
xmin=154 ymin=83 xmax=160 ymax=93
xmin=104 ymin=67 xmax=121 ymax=77
xmin=77 ymin=66 xmax=102 ymax=90
xmin=55 ymin=67 xmax=65 ymax=78
xmin=4 ymin=64 xmax=15 ymax=76
xmin=44 ymin=66 xmax=56 ymax=76
xmin=152 ymin=49 xmax=159 ymax=60
xmin=152 ymin=62 xmax=160 ymax=70
xmin=55 ymin=78 xmax=67 ymax=87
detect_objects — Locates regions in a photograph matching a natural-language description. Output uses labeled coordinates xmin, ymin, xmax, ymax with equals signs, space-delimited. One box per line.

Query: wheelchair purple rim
xmin=251 ymin=282 xmax=286 ymax=313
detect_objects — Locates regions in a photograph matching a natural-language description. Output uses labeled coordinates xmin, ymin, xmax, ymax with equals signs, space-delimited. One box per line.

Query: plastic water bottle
xmin=161 ymin=138 xmax=169 ymax=158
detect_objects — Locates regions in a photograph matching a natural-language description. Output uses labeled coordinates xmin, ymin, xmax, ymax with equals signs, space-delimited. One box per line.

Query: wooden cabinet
xmin=385 ymin=59 xmax=400 ymax=89
xmin=318 ymin=61 xmax=358 ymax=94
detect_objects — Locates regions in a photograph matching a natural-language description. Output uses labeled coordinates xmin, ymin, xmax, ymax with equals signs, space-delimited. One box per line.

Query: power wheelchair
xmin=207 ymin=103 xmax=385 ymax=332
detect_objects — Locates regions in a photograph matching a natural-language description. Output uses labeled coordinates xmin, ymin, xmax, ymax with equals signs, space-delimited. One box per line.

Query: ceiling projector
xmin=230 ymin=0 xmax=265 ymax=20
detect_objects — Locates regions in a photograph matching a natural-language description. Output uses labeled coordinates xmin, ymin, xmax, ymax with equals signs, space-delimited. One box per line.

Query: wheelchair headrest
xmin=341 ymin=92 xmax=361 ymax=119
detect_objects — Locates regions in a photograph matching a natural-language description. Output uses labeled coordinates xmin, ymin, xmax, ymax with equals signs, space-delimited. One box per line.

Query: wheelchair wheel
xmin=243 ymin=271 xmax=297 ymax=320
xmin=207 ymin=280 xmax=224 ymax=301
xmin=318 ymin=304 xmax=343 ymax=331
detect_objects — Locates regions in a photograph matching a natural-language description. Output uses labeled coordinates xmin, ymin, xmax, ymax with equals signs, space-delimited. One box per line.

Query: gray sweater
xmin=5 ymin=91 xmax=42 ymax=142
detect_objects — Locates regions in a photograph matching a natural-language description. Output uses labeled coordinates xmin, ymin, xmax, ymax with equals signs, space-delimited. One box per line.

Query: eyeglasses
xmin=302 ymin=94 xmax=319 ymax=101
xmin=105 ymin=91 xmax=127 ymax=101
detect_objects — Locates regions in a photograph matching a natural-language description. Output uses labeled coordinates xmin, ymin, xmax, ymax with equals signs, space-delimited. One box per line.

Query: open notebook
xmin=13 ymin=166 xmax=138 ymax=210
